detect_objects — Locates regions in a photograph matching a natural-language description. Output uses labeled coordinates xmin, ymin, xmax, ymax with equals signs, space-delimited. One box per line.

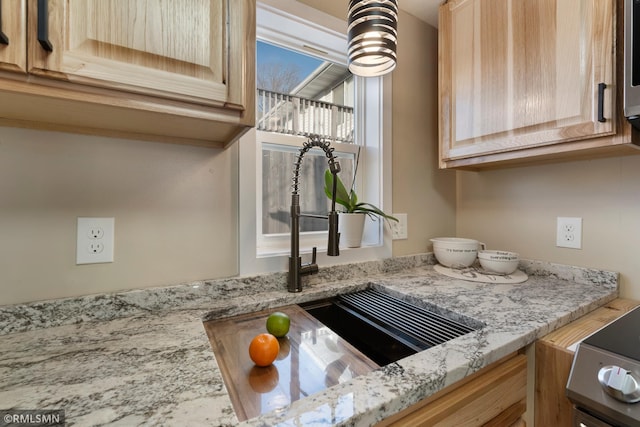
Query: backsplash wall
xmin=0 ymin=127 xmax=239 ymax=305
xmin=456 ymin=154 xmax=640 ymax=300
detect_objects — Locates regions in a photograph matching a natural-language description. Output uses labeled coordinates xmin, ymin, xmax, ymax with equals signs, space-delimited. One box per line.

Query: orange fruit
xmin=266 ymin=312 xmax=290 ymax=337
xmin=249 ymin=333 xmax=280 ymax=367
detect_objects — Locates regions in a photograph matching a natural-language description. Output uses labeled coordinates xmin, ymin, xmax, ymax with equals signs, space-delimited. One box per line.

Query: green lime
xmin=266 ymin=312 xmax=290 ymax=337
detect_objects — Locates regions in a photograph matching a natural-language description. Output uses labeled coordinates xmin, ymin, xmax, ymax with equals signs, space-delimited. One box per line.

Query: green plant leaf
xmin=349 ymin=189 xmax=358 ymax=208
xmin=324 ymin=170 xmax=352 ymax=211
xmin=353 ymin=203 xmax=398 ymax=222
xmin=324 ymin=169 xmax=397 ymax=222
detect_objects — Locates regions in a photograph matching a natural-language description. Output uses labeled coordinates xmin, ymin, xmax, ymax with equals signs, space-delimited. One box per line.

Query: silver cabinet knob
xmin=597 ymin=365 xmax=640 ymax=403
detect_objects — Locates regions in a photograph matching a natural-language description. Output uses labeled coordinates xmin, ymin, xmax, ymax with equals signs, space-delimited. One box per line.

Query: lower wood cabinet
xmin=377 ymin=353 xmax=527 ymax=427
xmin=535 ymin=299 xmax=640 ymax=427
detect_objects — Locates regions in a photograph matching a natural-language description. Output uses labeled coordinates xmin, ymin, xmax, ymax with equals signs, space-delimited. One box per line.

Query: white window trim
xmin=238 ymin=0 xmax=393 ymax=276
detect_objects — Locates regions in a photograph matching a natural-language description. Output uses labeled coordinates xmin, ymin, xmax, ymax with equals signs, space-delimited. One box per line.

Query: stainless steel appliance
xmin=567 ymin=306 xmax=640 ymax=426
xmin=625 ymin=0 xmax=640 ymax=130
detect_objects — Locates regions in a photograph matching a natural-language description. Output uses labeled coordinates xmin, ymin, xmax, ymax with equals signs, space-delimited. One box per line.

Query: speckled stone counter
xmin=0 ymin=255 xmax=618 ymax=426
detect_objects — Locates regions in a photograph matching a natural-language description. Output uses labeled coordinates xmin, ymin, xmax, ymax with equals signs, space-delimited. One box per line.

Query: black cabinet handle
xmin=598 ymin=82 xmax=606 ymax=123
xmin=0 ymin=0 xmax=9 ymax=45
xmin=37 ymin=0 xmax=53 ymax=52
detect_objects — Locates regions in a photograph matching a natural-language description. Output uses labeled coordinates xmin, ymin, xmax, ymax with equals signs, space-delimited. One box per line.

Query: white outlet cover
xmin=391 ymin=213 xmax=408 ymax=240
xmin=77 ymin=217 xmax=114 ymax=264
xmin=556 ymin=217 xmax=582 ymax=249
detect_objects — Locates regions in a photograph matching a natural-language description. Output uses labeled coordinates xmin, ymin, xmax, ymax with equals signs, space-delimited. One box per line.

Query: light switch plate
xmin=77 ymin=217 xmax=115 ymax=264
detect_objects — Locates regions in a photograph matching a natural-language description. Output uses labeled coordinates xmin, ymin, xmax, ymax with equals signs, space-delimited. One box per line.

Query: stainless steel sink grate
xmin=336 ymin=288 xmax=477 ymax=350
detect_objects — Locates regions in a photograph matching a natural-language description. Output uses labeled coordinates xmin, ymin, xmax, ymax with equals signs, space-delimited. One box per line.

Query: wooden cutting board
xmin=203 ymin=304 xmax=379 ymax=422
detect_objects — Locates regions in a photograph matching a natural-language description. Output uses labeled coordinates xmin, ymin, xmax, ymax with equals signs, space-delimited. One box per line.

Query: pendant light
xmin=347 ymin=0 xmax=398 ymax=77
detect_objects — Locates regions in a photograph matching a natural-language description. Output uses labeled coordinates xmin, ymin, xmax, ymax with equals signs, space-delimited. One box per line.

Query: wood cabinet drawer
xmin=379 ymin=353 xmax=527 ymax=426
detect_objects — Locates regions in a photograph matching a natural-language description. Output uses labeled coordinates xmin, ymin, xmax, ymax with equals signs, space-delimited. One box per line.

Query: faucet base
xmin=288 ymin=255 xmax=319 ymax=292
xmin=288 ymin=256 xmax=302 ymax=293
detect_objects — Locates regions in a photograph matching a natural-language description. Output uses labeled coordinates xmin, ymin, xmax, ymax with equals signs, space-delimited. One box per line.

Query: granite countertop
xmin=0 ymin=254 xmax=618 ymax=426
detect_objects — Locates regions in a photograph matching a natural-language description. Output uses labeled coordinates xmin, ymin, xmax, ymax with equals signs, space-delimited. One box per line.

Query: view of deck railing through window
xmin=257 ymin=89 xmax=355 ymax=143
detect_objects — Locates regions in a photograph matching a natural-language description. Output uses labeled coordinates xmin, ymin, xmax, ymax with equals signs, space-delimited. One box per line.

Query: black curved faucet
xmin=288 ymin=135 xmax=341 ymax=292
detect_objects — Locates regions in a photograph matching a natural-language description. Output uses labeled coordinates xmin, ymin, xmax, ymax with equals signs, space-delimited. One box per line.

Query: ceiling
xmin=400 ymin=0 xmax=441 ymax=28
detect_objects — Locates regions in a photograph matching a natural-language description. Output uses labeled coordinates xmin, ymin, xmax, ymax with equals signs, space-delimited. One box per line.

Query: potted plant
xmin=324 ymin=169 xmax=397 ymax=248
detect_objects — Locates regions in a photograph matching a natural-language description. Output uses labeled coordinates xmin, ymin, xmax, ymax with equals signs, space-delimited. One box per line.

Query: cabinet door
xmin=439 ymin=0 xmax=615 ymax=163
xmin=378 ymin=354 xmax=527 ymax=426
xmin=27 ymin=0 xmax=250 ymax=109
xmin=0 ymin=0 xmax=26 ymax=73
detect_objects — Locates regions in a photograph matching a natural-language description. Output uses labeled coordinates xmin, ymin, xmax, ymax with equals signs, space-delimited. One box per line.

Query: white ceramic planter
xmin=339 ymin=213 xmax=366 ymax=248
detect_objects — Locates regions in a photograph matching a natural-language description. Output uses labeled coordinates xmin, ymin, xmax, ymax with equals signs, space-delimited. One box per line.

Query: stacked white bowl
xmin=477 ymin=250 xmax=519 ymax=274
xmin=431 ymin=237 xmax=520 ymax=274
xmin=430 ymin=237 xmax=483 ymax=268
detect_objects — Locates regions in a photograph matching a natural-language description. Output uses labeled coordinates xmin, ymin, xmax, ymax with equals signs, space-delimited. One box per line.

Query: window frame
xmin=238 ymin=0 xmax=393 ymax=275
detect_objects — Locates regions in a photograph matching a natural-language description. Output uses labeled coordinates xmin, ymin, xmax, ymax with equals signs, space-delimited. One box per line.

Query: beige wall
xmin=391 ymin=12 xmax=457 ymax=255
xmin=457 ymin=155 xmax=640 ymax=300
xmin=2 ymin=2 xmax=452 ymax=304
xmin=0 ymin=127 xmax=238 ymax=304
xmin=297 ymin=0 xmax=344 ymax=19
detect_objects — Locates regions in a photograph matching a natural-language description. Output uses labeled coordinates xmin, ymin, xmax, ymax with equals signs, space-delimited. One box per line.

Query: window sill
xmin=257 ymin=243 xmax=383 ymax=259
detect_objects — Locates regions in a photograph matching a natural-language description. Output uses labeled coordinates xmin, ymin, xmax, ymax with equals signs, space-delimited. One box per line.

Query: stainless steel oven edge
xmin=567 ymin=343 xmax=640 ymax=427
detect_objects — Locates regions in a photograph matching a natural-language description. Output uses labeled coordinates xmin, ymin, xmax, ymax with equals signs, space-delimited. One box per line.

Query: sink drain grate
xmin=336 ymin=288 xmax=477 ymax=351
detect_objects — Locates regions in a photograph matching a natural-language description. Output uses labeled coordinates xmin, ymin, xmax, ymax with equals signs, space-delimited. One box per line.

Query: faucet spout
xmin=327 ymin=211 xmax=340 ymax=256
xmin=288 ymin=136 xmax=341 ymax=293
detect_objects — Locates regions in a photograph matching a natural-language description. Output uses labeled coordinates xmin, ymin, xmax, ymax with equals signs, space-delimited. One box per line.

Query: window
xmin=238 ymin=0 xmax=392 ymax=275
xmin=261 ymin=137 xmax=358 ymax=236
xmin=257 ymin=133 xmax=359 ymax=255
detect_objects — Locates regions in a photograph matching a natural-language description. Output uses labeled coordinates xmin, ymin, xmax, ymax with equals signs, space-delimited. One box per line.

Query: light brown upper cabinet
xmin=0 ymin=0 xmax=255 ymax=147
xmin=0 ymin=0 xmax=27 ymax=72
xmin=439 ymin=0 xmax=638 ymax=169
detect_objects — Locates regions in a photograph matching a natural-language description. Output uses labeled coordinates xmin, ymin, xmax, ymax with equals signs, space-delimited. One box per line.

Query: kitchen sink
xmin=300 ymin=287 xmax=482 ymax=366
xmin=203 ymin=286 xmax=483 ymax=421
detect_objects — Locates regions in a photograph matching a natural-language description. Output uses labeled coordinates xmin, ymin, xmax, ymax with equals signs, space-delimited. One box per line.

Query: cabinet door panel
xmin=440 ymin=0 xmax=615 ymax=162
xmin=28 ymin=0 xmax=238 ymax=107
xmin=0 ymin=0 xmax=26 ymax=73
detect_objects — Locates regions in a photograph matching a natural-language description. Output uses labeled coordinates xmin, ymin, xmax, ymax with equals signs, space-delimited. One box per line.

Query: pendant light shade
xmin=347 ymin=0 xmax=398 ymax=77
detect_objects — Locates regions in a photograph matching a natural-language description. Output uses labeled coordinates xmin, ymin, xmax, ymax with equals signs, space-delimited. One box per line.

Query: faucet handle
xmin=299 ymin=247 xmax=319 ymax=277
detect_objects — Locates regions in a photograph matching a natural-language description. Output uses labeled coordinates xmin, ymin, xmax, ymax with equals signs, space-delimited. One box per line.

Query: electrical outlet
xmin=87 ymin=227 xmax=104 ymax=239
xmin=88 ymin=242 xmax=104 ymax=254
xmin=77 ymin=217 xmax=114 ymax=264
xmin=556 ymin=217 xmax=582 ymax=249
xmin=391 ymin=213 xmax=408 ymax=240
